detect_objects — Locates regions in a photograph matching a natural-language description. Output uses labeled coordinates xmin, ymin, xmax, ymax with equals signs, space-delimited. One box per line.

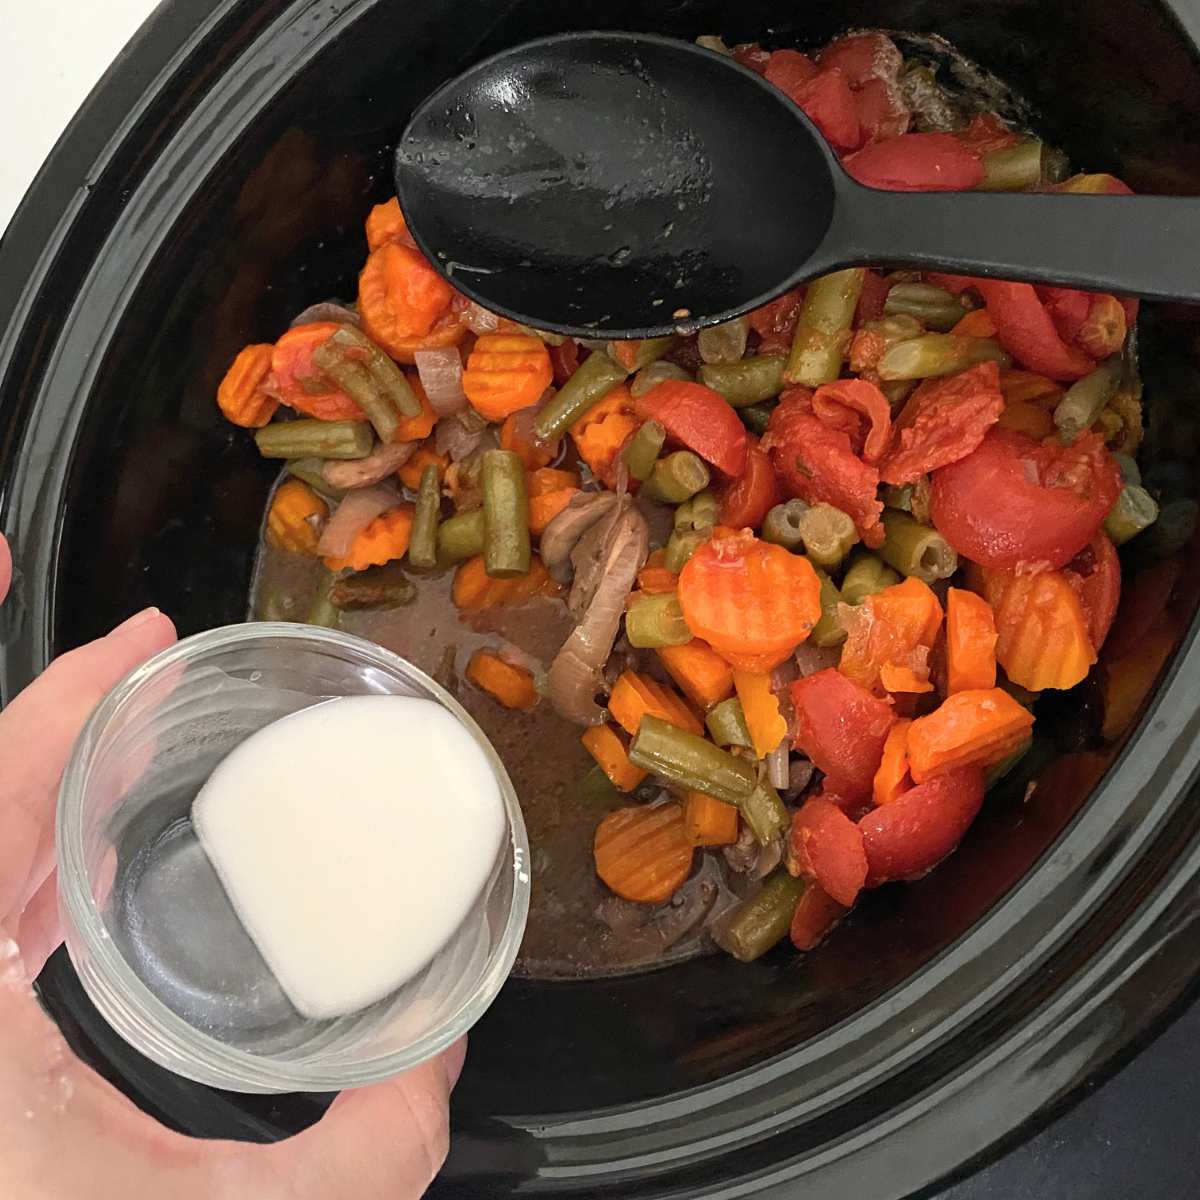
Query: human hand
xmin=0 ymin=534 xmax=462 ymax=1199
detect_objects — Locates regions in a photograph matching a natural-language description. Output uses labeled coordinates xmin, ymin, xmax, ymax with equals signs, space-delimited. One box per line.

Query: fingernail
xmin=109 ymin=607 xmax=162 ymax=637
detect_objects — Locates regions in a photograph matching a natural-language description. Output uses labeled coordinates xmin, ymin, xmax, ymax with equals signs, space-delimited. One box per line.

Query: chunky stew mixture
xmin=220 ymin=31 xmax=1195 ymax=977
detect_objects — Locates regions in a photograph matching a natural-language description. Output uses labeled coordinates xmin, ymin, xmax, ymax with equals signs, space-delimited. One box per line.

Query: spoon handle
xmin=828 ymin=186 xmax=1200 ymax=302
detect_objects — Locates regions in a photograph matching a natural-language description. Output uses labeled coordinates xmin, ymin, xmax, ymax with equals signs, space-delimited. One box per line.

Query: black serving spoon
xmin=395 ymin=30 xmax=1200 ymax=339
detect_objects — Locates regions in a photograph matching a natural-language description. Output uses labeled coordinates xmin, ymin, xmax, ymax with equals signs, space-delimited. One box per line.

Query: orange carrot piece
xmin=581 ymin=724 xmax=648 ymax=792
xmin=978 ymin=567 xmax=1096 ymax=691
xmin=594 ymin=802 xmax=694 ymax=903
xmin=946 ymin=587 xmax=998 ymax=693
xmin=732 ymin=671 xmax=788 ymax=758
xmin=637 ymin=550 xmax=679 ymax=596
xmin=391 ymin=378 xmax=437 ymax=442
xmin=997 ymin=399 xmax=1055 ymax=439
xmin=365 ymin=197 xmax=408 ymax=250
xmin=358 ymin=241 xmax=455 ymax=355
xmin=529 ymin=488 xmax=578 ymax=535
xmin=526 ymin=466 xmax=581 ymax=497
xmin=369 ymin=315 xmax=467 ymax=365
xmin=655 ymin=640 xmax=734 ymax=710
xmin=906 ymin=688 xmax=1035 ymax=782
xmin=998 ymin=369 xmax=1063 ymax=410
xmin=269 ymin=323 xmax=362 ymax=420
xmin=217 ymin=343 xmax=278 ymax=427
xmin=683 ymin=790 xmax=740 ymax=846
xmin=608 ymin=670 xmax=704 ymax=737
xmin=396 ymin=440 xmax=449 ymax=491
xmin=873 ymin=719 xmax=913 ymax=805
xmin=266 ymin=479 xmax=328 ymax=556
xmin=500 ymin=410 xmax=556 ymax=469
xmin=839 ymin=576 xmax=943 ymax=695
xmin=951 ymin=308 xmax=995 ymax=338
xmin=323 ymin=505 xmax=414 ymax=571
xmin=466 ymin=650 xmax=539 ymax=711
xmin=878 ymin=663 xmax=934 ymax=694
xmin=678 ymin=530 xmax=822 ymax=670
xmin=452 ymin=554 xmax=561 ymax=612
xmin=462 ymin=334 xmax=553 ymax=421
xmin=569 ymin=386 xmax=640 ymax=483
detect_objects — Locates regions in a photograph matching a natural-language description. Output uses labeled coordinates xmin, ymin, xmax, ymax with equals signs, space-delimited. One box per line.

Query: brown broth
xmin=249 ymin=540 xmax=727 ymax=979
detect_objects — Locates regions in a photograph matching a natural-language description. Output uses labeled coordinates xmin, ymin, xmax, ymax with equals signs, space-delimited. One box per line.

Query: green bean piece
xmin=628 ymin=715 xmax=758 ymax=804
xmin=984 ymin=737 xmax=1033 ymax=789
xmin=330 ymin=562 xmax=418 ymax=610
xmin=664 ymin=529 xmax=708 ymax=574
xmin=794 ymin=503 xmax=858 ymax=571
xmin=977 ymin=140 xmax=1046 ymax=192
xmin=641 ymin=451 xmax=711 ymax=504
xmin=436 ymin=508 xmax=486 ymax=564
xmin=480 ymin=450 xmax=531 ymax=578
xmin=408 ymin=464 xmax=442 ymax=570
xmin=312 ymin=341 xmax=400 ymax=443
xmin=1139 ymin=497 xmax=1198 ymax=559
xmin=254 ymin=419 xmax=373 ymax=460
xmin=630 ymin=359 xmax=691 ymax=398
xmin=305 ymin=573 xmax=341 ymax=629
xmin=720 ymin=870 xmax=807 ymax=963
xmin=705 ymin=698 xmax=752 ymax=748
xmin=625 ymin=593 xmax=692 ymax=649
xmin=698 ymin=355 xmax=787 ymax=407
xmin=784 ymin=268 xmax=865 ymax=387
xmin=1054 ymin=355 xmax=1121 ymax=443
xmin=879 ymin=510 xmax=958 ymax=583
xmin=1111 ymin=452 xmax=1141 ymax=487
xmin=535 ymin=350 xmax=628 ymax=440
xmin=881 ymin=483 xmax=913 ymax=513
xmin=675 ymin=490 xmax=718 ymax=533
xmin=810 ymin=567 xmax=848 ymax=648
xmin=883 ymin=283 xmax=967 ymax=332
xmin=286 ymin=457 xmax=345 ymax=501
xmin=1103 ymin=484 xmax=1159 ymax=546
xmin=841 ymin=553 xmax=901 ymax=605
xmin=606 ymin=336 xmax=676 ymax=373
xmin=741 ymin=780 xmax=789 ymax=846
xmin=697 ymin=316 xmax=750 ymax=364
xmin=740 ymin=402 xmax=776 ymax=435
xmin=621 ymin=419 xmax=666 ymax=482
xmin=761 ymin=499 xmax=809 ymax=551
xmin=881 ymin=379 xmax=917 ymax=411
xmin=877 ymin=334 xmax=1010 ymax=381
xmin=326 ymin=324 xmax=422 ymax=418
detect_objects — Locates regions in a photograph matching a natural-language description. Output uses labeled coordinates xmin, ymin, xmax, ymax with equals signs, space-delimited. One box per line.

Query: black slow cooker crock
xmin=2 ymin=1 xmax=1199 ymax=1196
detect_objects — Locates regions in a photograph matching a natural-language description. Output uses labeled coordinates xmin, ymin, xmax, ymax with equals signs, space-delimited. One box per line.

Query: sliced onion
xmin=414 ymin=347 xmax=467 ymax=416
xmin=462 ymin=301 xmax=502 ymax=334
xmin=435 ymin=416 xmax=484 ymax=461
xmin=765 ymin=744 xmax=790 ymax=790
xmin=289 ymin=301 xmax=360 ymax=328
xmin=794 ymin=641 xmax=841 ymax=677
xmin=316 ymin=485 xmax=397 ymax=558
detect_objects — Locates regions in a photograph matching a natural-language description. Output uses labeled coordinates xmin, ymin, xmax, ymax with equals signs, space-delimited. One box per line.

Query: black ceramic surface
xmin=398 ymin=30 xmax=1200 ymax=336
xmin=1 ymin=2 xmax=1199 ymax=1197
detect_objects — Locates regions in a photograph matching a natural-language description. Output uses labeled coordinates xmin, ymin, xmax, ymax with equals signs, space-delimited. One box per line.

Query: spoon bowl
xmin=397 ymin=31 xmax=1200 ymax=337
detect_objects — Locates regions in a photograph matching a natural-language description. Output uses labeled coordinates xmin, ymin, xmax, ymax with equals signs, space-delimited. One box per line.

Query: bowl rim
xmin=2 ymin=0 xmax=1200 ymax=1194
xmin=55 ymin=622 xmax=531 ymax=1091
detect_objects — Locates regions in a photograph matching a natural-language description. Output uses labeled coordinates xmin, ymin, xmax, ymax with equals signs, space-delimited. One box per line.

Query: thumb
xmin=222 ymin=1039 xmax=467 ymax=1200
xmin=0 ymin=535 xmax=11 ymax=603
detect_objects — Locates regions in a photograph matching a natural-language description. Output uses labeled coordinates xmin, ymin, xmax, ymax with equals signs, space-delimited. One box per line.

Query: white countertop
xmin=1 ymin=0 xmax=160 ymax=233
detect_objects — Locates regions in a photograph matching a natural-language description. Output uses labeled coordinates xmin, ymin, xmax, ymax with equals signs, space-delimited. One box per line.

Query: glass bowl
xmin=56 ymin=622 xmax=529 ymax=1093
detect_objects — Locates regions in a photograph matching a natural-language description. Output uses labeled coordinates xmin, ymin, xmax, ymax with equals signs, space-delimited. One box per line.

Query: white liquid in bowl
xmin=192 ymin=694 xmax=505 ymax=1021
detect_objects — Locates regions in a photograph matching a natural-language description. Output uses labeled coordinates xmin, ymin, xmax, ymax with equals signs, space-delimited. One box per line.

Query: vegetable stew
xmin=227 ymin=30 xmax=1196 ymax=978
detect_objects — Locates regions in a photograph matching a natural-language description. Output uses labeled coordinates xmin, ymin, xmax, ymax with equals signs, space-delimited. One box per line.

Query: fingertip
xmin=106 ymin=608 xmax=178 ymax=654
xmin=0 ymin=536 xmax=11 ymax=605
